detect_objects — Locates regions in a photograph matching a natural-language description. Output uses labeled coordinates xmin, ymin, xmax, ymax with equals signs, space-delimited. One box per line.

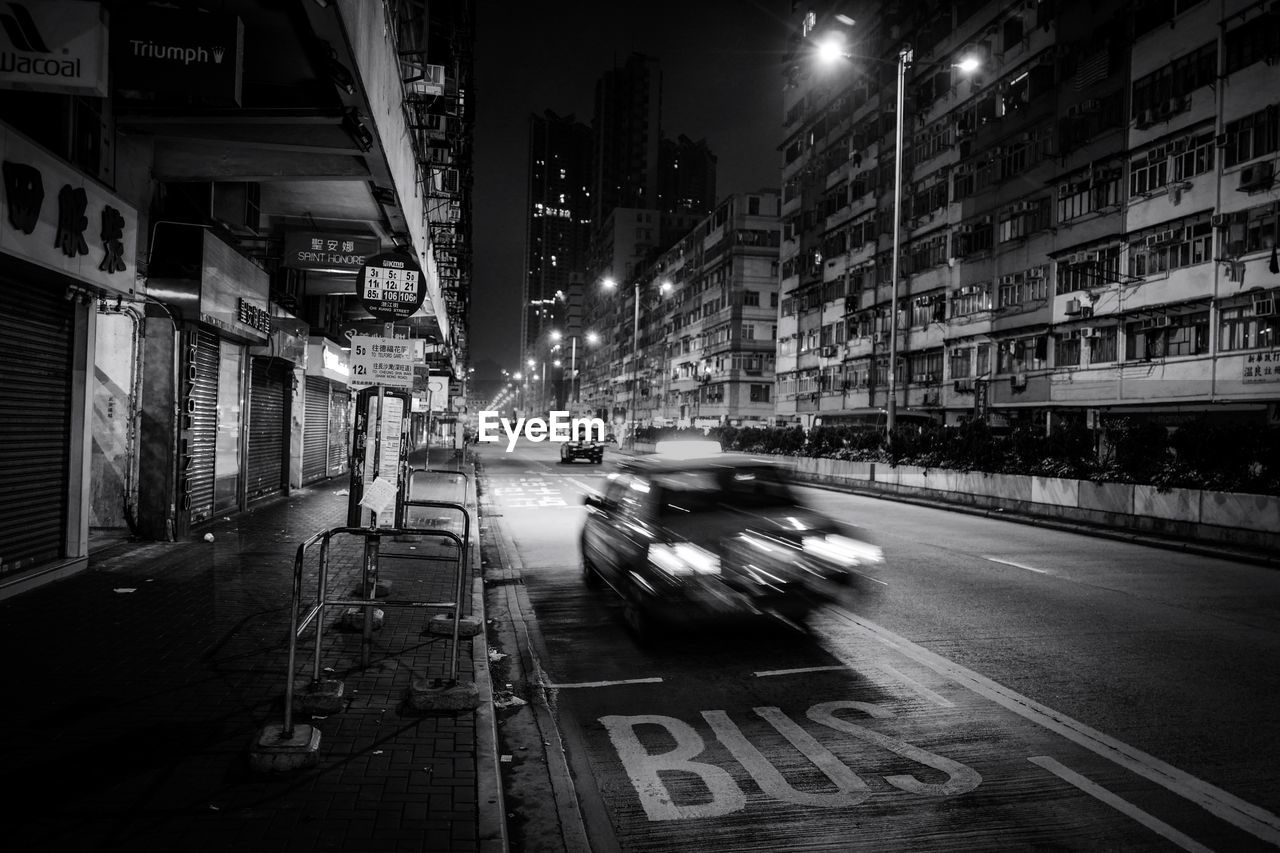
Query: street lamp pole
xmin=630 ymin=281 xmax=640 ymax=450
xmin=886 ymin=44 xmax=910 ymax=444
xmin=569 ymin=336 xmax=577 ymax=407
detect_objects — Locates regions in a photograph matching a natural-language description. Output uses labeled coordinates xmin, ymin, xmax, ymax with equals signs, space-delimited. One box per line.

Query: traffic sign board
xmin=358 ymin=251 xmax=425 ymax=321
xmin=349 ymin=335 xmax=414 ymax=389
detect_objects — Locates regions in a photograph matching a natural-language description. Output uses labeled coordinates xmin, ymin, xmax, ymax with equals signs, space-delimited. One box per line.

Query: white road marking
xmin=546 ymin=677 xmax=664 ymax=689
xmin=820 ymin=608 xmax=1280 ymax=846
xmin=1028 ymin=756 xmax=1213 ymax=853
xmin=754 ymin=665 xmax=848 ymax=678
xmin=982 ymin=555 xmax=1048 ymax=574
xmin=873 ymin=663 xmax=955 ymax=708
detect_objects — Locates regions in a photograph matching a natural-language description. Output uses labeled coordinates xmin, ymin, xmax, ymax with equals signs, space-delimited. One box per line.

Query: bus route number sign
xmin=358 ymin=251 xmax=426 ymax=321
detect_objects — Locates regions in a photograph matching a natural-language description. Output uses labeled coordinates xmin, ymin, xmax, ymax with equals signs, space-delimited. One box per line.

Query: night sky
xmin=470 ymin=1 xmax=790 ymax=376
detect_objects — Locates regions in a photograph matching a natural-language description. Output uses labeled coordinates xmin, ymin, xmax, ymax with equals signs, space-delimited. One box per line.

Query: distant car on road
xmin=560 ymin=425 xmax=604 ymax=464
xmin=579 ymin=443 xmax=883 ymax=640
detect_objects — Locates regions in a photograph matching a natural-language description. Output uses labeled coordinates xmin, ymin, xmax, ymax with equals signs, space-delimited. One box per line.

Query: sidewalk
xmin=0 ymin=446 xmax=504 ymax=853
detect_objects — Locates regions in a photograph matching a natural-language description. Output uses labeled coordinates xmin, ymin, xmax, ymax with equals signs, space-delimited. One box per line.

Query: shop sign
xmin=358 ymin=251 xmax=425 ymax=321
xmin=349 ymin=335 xmax=414 ymax=389
xmin=283 ymin=230 xmax=378 ymax=273
xmin=0 ymin=121 xmax=136 ymax=294
xmin=306 ymin=336 xmax=350 ymax=383
xmin=1242 ymin=350 xmax=1280 ymax=383
xmin=0 ymin=1 xmax=108 ymax=96
xmin=111 ymin=7 xmax=243 ymax=105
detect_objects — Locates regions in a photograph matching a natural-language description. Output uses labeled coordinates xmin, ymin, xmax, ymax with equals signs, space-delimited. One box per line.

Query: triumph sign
xmin=0 ymin=1 xmax=109 ymax=97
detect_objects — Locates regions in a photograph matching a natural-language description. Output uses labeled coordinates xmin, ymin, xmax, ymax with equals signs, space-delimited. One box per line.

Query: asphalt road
xmin=479 ymin=439 xmax=1280 ymax=852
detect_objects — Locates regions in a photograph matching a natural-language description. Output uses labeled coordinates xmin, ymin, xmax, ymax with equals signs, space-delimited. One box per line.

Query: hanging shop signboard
xmin=283 ymin=230 xmax=379 ymax=274
xmin=0 ymin=1 xmax=108 ymax=97
xmin=0 ymin=120 xmax=137 ymax=295
xmin=111 ymin=7 xmax=243 ymax=105
xmin=357 ymin=251 xmax=425 ymax=321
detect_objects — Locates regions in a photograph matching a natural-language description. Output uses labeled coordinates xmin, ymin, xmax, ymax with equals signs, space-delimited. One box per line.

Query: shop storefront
xmin=0 ymin=121 xmax=139 ymax=592
xmin=143 ymin=226 xmax=273 ymax=537
xmin=302 ymin=337 xmax=352 ymax=485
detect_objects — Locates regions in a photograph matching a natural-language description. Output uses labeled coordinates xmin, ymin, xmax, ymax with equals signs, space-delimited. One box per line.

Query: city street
xmin=480 ymin=440 xmax=1280 ymax=852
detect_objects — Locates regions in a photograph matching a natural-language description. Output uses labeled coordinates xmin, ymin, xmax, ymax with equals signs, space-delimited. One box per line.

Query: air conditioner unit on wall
xmin=1065 ymin=298 xmax=1082 ymax=315
xmin=1237 ymin=161 xmax=1276 ymax=193
xmin=1010 ymin=373 xmax=1028 ymax=390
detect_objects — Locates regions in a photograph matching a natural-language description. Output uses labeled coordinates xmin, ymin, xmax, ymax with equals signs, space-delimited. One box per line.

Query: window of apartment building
xmin=1125 ymin=311 xmax=1209 ymax=360
xmin=951 ymin=283 xmax=992 ymax=317
xmin=1056 ymin=246 xmax=1121 ymax=293
xmin=1218 ymin=299 xmax=1280 ymax=352
xmin=1059 ymin=167 xmax=1123 ymax=222
xmin=1089 ymin=326 xmax=1118 ymax=363
xmin=749 ymin=384 xmax=771 ymax=402
xmin=1131 ymin=41 xmax=1216 ymax=120
xmin=976 ymin=343 xmax=992 ymax=375
xmin=908 ymin=233 xmax=948 ymax=273
xmin=1130 ymin=131 xmax=1215 ymax=196
xmin=780 ymin=295 xmax=797 ymax=316
xmin=804 ymin=328 xmax=820 ymax=351
xmin=997 ymin=336 xmax=1048 ymax=373
xmin=1055 ymin=333 xmax=1082 ymax=367
xmin=954 ymin=219 xmax=994 ymax=258
xmin=769 ymin=292 xmax=779 ymax=308
xmin=949 ymin=346 xmax=972 ymax=379
xmin=914 ymin=119 xmax=954 ymax=162
xmin=1128 ymin=215 xmax=1213 ymax=277
xmin=1223 ymin=104 xmax=1280 ymax=167
xmin=999 ymin=197 xmax=1051 ymax=243
xmin=910 ymin=292 xmax=946 ymax=327
xmin=742 ymin=290 xmax=760 ymax=307
xmin=907 ymin=350 xmax=944 ymax=383
xmin=1134 ymin=0 xmax=1206 ymax=38
xmin=997 ymin=267 xmax=1049 ymax=308
xmin=742 ymin=323 xmax=756 ymax=341
xmin=910 ymin=172 xmax=950 ymax=220
xmin=1225 ymin=11 xmax=1280 ymax=75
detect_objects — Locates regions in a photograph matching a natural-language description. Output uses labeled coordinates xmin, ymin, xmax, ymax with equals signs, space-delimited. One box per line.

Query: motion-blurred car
xmin=579 ymin=442 xmax=883 ymax=639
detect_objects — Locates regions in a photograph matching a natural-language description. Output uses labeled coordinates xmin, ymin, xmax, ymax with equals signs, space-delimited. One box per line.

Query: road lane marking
xmin=982 ymin=555 xmax=1048 ymax=574
xmin=873 ymin=663 xmax=955 ymax=708
xmin=820 ymin=608 xmax=1280 ymax=845
xmin=546 ymin=677 xmax=664 ymax=689
xmin=1028 ymin=756 xmax=1213 ymax=853
xmin=753 ymin=665 xmax=848 ymax=678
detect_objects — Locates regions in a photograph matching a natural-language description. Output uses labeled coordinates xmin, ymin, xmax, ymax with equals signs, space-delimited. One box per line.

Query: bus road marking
xmin=1029 ymin=756 xmax=1212 ymax=853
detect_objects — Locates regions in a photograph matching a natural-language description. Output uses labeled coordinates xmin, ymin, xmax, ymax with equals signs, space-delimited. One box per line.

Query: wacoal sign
xmin=0 ymin=1 xmax=109 ymax=97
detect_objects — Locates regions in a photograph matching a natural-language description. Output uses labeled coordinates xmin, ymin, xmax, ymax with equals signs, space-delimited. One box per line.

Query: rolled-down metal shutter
xmin=328 ymin=388 xmax=351 ymax=477
xmin=0 ymin=279 xmax=73 ymax=574
xmin=246 ymin=358 xmax=288 ymax=501
xmin=302 ymin=376 xmax=330 ymax=484
xmin=185 ymin=330 xmax=219 ymax=525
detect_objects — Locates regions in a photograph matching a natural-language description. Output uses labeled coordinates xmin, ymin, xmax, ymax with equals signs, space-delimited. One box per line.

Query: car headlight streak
xmin=801 ymin=534 xmax=884 ymax=566
xmin=648 ymin=542 xmax=721 ymax=577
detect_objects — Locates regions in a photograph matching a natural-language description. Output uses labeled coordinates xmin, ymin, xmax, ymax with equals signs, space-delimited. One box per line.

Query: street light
xmin=603 ymin=277 xmax=671 ymax=449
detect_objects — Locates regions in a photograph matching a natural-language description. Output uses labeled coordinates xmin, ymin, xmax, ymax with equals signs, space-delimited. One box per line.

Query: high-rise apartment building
xmin=523 ymin=110 xmax=592 ymax=378
xmin=660 ymin=135 xmax=719 ymax=215
xmin=777 ymin=1 xmax=1280 ymax=434
xmin=592 ymin=53 xmax=664 ymax=224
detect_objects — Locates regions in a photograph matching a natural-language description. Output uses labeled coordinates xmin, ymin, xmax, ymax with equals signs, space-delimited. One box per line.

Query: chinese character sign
xmin=1243 ymin=351 xmax=1280 ymax=384
xmin=357 ymin=251 xmax=426 ymax=321
xmin=349 ymin=335 xmax=415 ymax=389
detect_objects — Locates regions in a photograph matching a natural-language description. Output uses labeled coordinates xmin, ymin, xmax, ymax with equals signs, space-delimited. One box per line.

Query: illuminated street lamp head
xmin=586 ymin=331 xmax=600 ymax=344
xmin=550 ymin=330 xmax=562 ymax=342
xmin=601 ymin=276 xmax=617 ymax=290
xmin=552 ymin=360 xmax=562 ymax=368
xmin=659 ymin=280 xmax=672 ymax=294
xmin=955 ymin=54 xmax=982 ymax=75
xmin=526 ymin=358 xmax=536 ymax=368
xmin=513 ymin=372 xmax=522 ymax=381
xmin=814 ymin=31 xmax=848 ymax=66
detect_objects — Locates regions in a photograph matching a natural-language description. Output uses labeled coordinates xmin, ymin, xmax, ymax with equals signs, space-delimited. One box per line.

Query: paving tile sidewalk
xmin=0 ymin=447 xmax=499 ymax=853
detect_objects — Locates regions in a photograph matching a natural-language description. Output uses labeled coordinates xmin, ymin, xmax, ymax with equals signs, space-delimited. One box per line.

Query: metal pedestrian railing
xmin=275 ymin=470 xmax=473 ymax=742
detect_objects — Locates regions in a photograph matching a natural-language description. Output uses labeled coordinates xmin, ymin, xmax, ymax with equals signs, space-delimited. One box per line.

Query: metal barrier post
xmin=360 ymin=529 xmax=379 ymax=669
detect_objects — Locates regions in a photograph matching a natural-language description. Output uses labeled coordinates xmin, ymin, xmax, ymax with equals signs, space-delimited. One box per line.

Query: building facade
xmin=0 ymin=0 xmax=474 ymax=598
xmin=777 ymin=0 xmax=1280 ymax=435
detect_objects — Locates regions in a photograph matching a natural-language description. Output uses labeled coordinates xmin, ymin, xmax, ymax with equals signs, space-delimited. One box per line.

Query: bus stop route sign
xmin=358 ymin=251 xmax=425 ymax=321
